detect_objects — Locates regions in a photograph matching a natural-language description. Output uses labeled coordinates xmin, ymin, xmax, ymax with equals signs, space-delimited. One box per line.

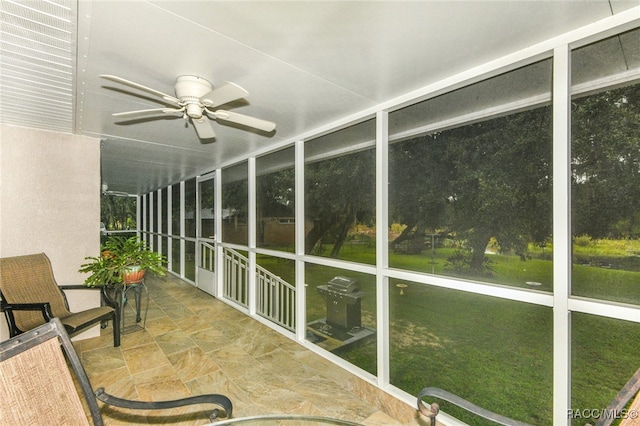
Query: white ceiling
xmin=1 ymin=0 xmax=639 ymax=194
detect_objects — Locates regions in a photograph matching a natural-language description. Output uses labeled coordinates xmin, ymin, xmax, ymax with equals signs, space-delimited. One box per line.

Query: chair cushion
xmin=0 ymin=336 xmax=90 ymax=425
xmin=60 ymin=306 xmax=114 ymax=332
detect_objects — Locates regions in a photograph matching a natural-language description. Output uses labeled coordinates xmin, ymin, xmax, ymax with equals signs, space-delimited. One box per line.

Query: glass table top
xmin=208 ymin=414 xmax=363 ymax=425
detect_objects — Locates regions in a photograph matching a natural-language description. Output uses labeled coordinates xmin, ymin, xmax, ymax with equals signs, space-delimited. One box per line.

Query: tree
xmin=305 ymin=148 xmax=375 ymax=256
xmin=256 ymin=168 xmax=296 ymax=246
xmin=389 ymin=82 xmax=640 ymax=274
xmin=571 ymin=84 xmax=640 ymax=239
xmin=388 ymin=134 xmax=451 ymax=248
xmin=101 ymin=194 xmax=137 ymax=230
xmin=442 ymin=107 xmax=553 ymax=270
xmin=389 ymin=105 xmax=553 ymax=272
xmin=221 ymin=177 xmax=248 ymax=244
xmin=257 ymin=168 xmax=295 ymax=218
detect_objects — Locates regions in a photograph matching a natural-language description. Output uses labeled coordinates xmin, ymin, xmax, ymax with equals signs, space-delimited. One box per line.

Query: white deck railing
xmin=221 ymin=247 xmax=295 ymax=331
xmin=256 ymin=264 xmax=296 ymax=332
xmin=199 ymin=241 xmax=215 ymax=271
xmin=223 ymin=247 xmax=249 ymax=308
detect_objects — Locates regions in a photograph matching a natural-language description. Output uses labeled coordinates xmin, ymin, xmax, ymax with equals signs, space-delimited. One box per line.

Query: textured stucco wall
xmin=0 ymin=124 xmax=101 ymax=341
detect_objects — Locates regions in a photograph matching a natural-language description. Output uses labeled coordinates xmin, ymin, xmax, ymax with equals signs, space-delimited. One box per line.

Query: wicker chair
xmin=0 ymin=253 xmax=120 ymax=347
xmin=0 ymin=317 xmax=232 ymax=425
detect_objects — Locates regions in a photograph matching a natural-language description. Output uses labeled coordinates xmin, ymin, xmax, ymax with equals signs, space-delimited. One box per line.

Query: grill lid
xmin=327 ymin=276 xmax=359 ymax=293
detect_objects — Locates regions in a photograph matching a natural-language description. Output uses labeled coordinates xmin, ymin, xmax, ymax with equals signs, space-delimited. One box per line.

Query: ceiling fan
xmin=101 ymin=183 xmax=130 ymax=197
xmin=101 ymin=74 xmax=276 ymax=139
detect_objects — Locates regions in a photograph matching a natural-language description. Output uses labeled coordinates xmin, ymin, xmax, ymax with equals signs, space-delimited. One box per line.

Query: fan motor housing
xmin=175 ymin=76 xmax=213 ymax=118
xmin=175 ymin=75 xmax=213 ymax=99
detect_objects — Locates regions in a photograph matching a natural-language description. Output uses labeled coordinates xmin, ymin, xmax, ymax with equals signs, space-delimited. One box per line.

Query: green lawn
xmin=385 ymin=284 xmax=553 ymax=425
xmin=254 ymin=243 xmax=639 ymax=425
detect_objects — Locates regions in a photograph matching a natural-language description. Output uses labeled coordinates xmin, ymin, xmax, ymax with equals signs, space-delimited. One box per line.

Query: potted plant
xmin=79 ymin=236 xmax=167 ymax=287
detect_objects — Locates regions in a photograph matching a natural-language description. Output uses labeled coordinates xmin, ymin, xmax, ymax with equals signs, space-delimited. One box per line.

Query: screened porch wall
xmin=138 ymin=13 xmax=640 ymax=426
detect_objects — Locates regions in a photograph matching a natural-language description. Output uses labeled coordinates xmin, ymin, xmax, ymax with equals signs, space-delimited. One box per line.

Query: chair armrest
xmin=59 ymin=285 xmax=99 ymax=291
xmin=0 ymin=302 xmax=54 ymax=336
xmin=417 ymin=387 xmax=533 ymax=426
xmin=1 ymin=302 xmax=54 ymax=319
xmin=94 ymin=387 xmax=233 ymax=421
xmin=58 ymin=285 xmax=105 ymax=310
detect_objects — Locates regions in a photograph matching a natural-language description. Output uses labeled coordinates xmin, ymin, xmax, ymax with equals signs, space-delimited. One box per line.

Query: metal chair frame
xmin=0 ymin=318 xmax=232 ymax=425
xmin=594 ymin=368 xmax=640 ymax=426
xmin=417 ymin=387 xmax=533 ymax=426
xmin=0 ymin=253 xmax=120 ymax=347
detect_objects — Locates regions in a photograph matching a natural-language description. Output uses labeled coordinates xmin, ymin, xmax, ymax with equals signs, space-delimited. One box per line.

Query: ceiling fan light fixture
xmin=185 ymin=103 xmax=203 ymax=119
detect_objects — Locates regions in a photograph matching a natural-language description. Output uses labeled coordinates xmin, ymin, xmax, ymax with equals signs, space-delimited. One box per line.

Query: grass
xmin=573 ymin=236 xmax=640 ymax=258
xmin=388 ymin=245 xmax=637 ymax=304
xmin=571 ymin=313 xmax=640 ymax=426
xmin=254 ymin=241 xmax=639 ymax=425
xmin=342 ymin=282 xmax=554 ymax=425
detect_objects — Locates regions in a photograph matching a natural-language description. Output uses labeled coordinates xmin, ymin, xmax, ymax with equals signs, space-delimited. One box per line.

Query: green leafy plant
xmin=444 ymin=248 xmax=494 ymax=277
xmin=79 ymin=236 xmax=166 ymax=287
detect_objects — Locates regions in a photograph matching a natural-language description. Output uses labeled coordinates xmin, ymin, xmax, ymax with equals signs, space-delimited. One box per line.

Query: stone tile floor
xmin=74 ymin=275 xmax=420 ymax=425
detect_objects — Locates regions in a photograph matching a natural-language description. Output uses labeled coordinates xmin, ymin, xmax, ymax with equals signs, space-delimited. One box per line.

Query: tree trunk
xmin=330 ymin=216 xmax=354 ymax=257
xmin=469 ymin=229 xmax=492 ymax=272
xmin=305 ymin=217 xmax=334 ymax=254
xmin=389 ymin=221 xmax=417 ymax=247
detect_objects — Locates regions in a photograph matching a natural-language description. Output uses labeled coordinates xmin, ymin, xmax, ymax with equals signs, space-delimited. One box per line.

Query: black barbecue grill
xmin=317 ymin=276 xmax=366 ymax=331
xmin=327 ymin=276 xmax=359 ymax=293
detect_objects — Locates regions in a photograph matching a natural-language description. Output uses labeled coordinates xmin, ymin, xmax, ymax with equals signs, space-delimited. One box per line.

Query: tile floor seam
xmin=77 ymin=275 xmax=417 ymax=425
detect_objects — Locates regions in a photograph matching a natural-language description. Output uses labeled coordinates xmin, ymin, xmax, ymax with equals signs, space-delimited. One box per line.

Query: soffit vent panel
xmin=0 ymin=0 xmax=76 ymax=133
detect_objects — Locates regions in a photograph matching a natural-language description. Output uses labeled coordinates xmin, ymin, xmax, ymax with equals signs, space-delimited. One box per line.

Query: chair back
xmin=0 ymin=318 xmax=100 ymax=425
xmin=0 ymin=253 xmax=72 ymax=332
xmin=595 ymin=368 xmax=640 ymax=426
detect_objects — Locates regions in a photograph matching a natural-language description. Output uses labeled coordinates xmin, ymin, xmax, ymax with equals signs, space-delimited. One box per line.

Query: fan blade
xmin=192 ymin=116 xmax=216 ymax=139
xmin=200 ymin=82 xmax=249 ymax=108
xmin=105 ymin=190 xmax=130 ymax=196
xmin=112 ymin=108 xmax=184 ymax=119
xmin=210 ymin=109 xmax=276 ymax=132
xmin=100 ymin=75 xmax=181 ymax=105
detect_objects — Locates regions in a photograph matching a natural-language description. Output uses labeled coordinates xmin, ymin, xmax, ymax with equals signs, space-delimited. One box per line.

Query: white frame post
xmin=167 ymin=185 xmax=173 ymax=271
xmin=179 ymin=180 xmax=185 ymax=279
xmin=376 ymin=110 xmax=390 ymax=386
xmin=248 ymin=158 xmax=257 ymax=316
xmin=295 ymin=139 xmax=306 ymax=342
xmin=215 ymin=168 xmax=224 ymax=297
xmin=553 ymin=43 xmax=572 ymax=426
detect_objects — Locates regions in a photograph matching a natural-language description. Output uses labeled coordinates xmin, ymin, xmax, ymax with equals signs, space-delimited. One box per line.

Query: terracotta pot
xmin=122 ymin=266 xmax=145 ymax=284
